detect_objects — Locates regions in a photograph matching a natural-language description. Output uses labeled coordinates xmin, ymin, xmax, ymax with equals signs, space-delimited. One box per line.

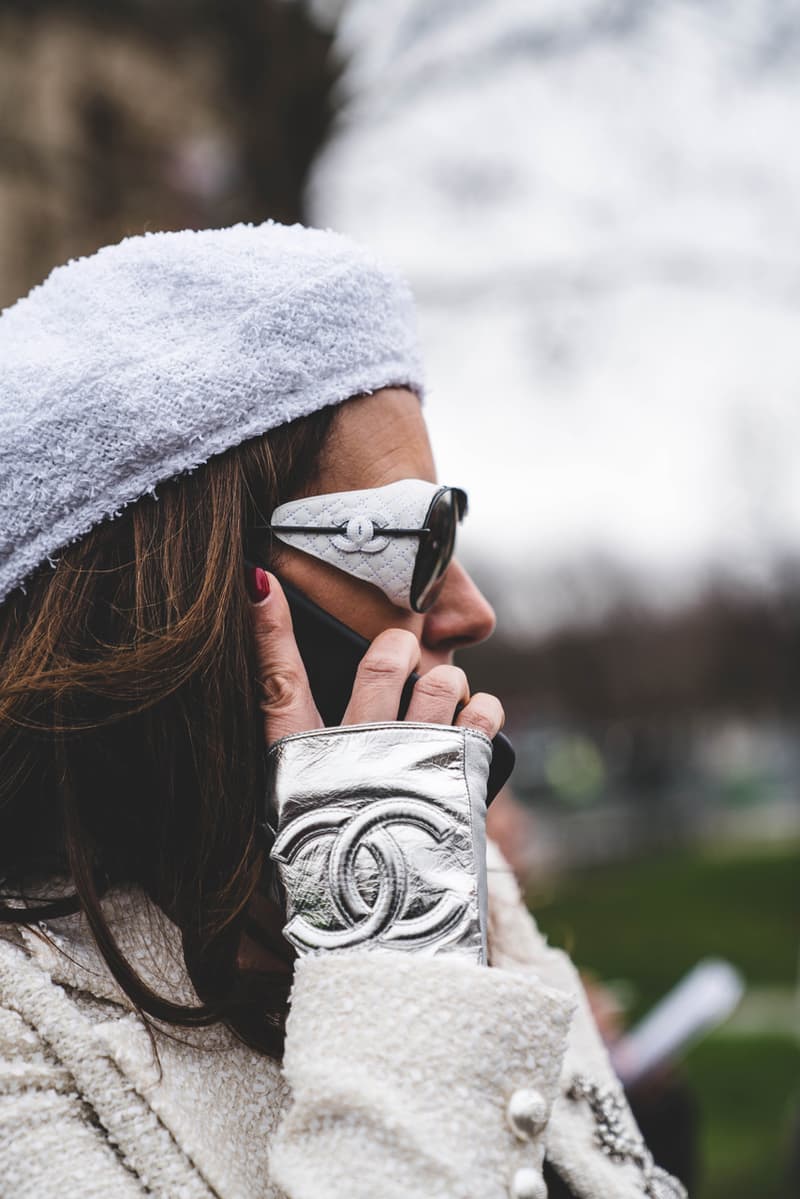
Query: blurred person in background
xmin=0 ymin=223 xmax=686 ymax=1199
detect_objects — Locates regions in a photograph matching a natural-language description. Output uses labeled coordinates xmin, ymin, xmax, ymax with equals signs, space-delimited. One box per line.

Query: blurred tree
xmin=466 ymin=586 xmax=800 ymax=722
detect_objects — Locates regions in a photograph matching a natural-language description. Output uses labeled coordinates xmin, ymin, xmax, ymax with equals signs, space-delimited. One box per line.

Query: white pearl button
xmin=510 ymin=1166 xmax=547 ymax=1199
xmin=507 ymin=1088 xmax=548 ymax=1140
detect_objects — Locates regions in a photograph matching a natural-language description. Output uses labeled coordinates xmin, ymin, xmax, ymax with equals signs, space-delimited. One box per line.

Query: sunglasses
xmin=253 ymin=479 xmax=468 ymax=613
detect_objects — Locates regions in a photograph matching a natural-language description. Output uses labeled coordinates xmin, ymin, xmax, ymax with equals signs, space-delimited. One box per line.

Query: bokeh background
xmin=2 ymin=2 xmax=798 ymax=1196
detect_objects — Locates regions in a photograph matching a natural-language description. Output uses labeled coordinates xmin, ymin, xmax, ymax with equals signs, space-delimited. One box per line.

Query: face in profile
xmin=272 ymin=387 xmax=496 ymax=672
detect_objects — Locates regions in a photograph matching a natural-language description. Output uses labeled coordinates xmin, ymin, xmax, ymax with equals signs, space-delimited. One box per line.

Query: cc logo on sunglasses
xmin=331 ymin=513 xmax=390 ymax=554
xmin=271 ymin=799 xmax=474 ymax=953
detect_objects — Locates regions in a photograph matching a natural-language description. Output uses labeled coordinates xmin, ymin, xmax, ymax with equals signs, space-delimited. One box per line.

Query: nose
xmin=421 ymin=559 xmax=496 ymax=653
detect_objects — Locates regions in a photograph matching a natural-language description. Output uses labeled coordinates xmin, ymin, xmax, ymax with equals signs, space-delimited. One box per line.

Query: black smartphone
xmin=275 ymin=575 xmax=515 ymax=806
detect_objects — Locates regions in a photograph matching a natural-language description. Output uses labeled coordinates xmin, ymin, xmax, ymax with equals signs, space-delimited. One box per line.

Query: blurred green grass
xmin=530 ymin=841 xmax=800 ymax=1199
xmin=683 ymin=1036 xmax=800 ymax=1198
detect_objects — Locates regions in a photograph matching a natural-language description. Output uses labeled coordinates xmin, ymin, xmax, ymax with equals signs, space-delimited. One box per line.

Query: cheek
xmin=273 ymin=544 xmax=424 ymax=642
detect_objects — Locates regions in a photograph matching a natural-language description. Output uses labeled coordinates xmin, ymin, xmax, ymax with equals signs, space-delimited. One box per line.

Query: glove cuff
xmin=266 ymin=722 xmax=492 ymax=964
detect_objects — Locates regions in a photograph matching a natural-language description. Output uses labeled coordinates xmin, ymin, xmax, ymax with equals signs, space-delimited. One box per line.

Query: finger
xmin=248 ymin=570 xmax=322 ymax=745
xmin=454 ymin=692 xmax=505 ymax=740
xmin=342 ymin=628 xmax=421 ymax=724
xmin=405 ymin=664 xmax=470 ymax=726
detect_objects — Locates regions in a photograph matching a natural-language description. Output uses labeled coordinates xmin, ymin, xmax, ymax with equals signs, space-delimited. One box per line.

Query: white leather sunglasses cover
xmin=267 ymin=478 xmax=461 ymax=610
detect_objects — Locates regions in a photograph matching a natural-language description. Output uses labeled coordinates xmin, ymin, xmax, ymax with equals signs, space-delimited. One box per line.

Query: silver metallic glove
xmin=266 ymin=722 xmax=492 ymax=964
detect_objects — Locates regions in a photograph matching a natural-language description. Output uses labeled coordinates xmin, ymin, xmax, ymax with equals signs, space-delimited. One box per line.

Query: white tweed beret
xmin=0 ymin=221 xmax=425 ymax=605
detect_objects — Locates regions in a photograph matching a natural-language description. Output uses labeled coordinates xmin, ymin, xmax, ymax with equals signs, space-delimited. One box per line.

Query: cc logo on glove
xmin=270 ymin=799 xmax=474 ymax=953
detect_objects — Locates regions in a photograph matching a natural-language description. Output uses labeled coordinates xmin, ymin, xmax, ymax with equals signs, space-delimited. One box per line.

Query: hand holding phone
xmin=271 ymin=575 xmax=515 ymax=805
xmin=246 ymin=568 xmax=513 ymax=962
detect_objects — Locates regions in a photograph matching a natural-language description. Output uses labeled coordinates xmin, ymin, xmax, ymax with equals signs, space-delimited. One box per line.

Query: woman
xmin=0 ymin=223 xmax=685 ymax=1199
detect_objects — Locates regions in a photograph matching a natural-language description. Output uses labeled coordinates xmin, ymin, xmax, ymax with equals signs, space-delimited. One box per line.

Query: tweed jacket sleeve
xmin=267 ymin=848 xmax=686 ymax=1199
xmin=269 ymin=951 xmax=574 ymax=1199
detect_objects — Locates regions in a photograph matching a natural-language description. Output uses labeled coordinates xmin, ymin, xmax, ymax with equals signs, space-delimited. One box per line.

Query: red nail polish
xmin=246 ymin=566 xmax=270 ymax=603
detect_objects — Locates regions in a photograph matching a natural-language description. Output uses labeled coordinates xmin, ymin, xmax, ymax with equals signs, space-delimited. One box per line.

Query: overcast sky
xmin=307 ymin=0 xmax=800 ymax=633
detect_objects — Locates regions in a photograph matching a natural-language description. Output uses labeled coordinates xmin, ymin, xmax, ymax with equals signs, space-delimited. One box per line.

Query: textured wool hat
xmin=0 ymin=221 xmax=425 ymax=605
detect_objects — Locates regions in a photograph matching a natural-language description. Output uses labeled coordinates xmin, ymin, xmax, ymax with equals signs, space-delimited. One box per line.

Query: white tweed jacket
xmin=0 ymin=842 xmax=681 ymax=1199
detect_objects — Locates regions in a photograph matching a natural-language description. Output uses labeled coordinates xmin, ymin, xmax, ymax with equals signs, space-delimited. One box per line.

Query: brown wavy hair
xmin=0 ymin=405 xmax=337 ymax=1057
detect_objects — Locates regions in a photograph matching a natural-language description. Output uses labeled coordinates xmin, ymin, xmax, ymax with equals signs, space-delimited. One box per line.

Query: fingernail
xmin=246 ymin=566 xmax=270 ymax=604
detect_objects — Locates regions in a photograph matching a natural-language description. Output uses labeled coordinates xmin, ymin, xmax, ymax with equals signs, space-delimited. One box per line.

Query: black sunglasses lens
xmin=411 ymin=489 xmax=461 ymax=612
